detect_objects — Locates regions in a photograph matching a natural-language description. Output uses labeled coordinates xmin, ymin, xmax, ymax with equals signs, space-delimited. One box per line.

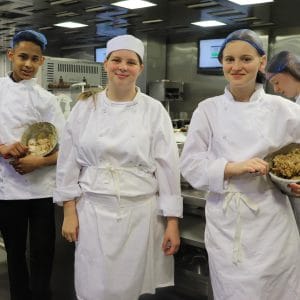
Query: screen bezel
xmin=197 ymin=38 xmax=225 ymax=75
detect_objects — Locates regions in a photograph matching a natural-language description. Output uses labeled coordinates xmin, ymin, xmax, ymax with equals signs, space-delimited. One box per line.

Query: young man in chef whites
xmin=0 ymin=30 xmax=65 ymax=300
xmin=54 ymin=34 xmax=182 ymax=300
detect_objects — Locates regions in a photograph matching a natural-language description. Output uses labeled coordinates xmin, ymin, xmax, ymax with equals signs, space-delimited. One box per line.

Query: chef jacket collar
xmin=103 ymin=87 xmax=140 ymax=107
xmin=224 ymin=84 xmax=264 ymax=103
xmin=6 ymin=72 xmax=37 ymax=86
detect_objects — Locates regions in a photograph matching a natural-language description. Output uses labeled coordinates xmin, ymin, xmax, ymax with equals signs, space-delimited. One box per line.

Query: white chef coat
xmin=296 ymin=94 xmax=300 ymax=105
xmin=54 ymin=88 xmax=182 ymax=300
xmin=0 ymin=75 xmax=65 ymax=200
xmin=181 ymin=84 xmax=300 ymax=300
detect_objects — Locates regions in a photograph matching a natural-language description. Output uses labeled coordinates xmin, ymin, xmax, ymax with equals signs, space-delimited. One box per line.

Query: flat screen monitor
xmin=95 ymin=47 xmax=107 ymax=63
xmin=198 ymin=38 xmax=225 ymax=74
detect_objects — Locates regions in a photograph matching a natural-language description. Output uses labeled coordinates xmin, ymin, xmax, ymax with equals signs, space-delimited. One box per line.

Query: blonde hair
xmin=77 ymin=87 xmax=104 ymax=107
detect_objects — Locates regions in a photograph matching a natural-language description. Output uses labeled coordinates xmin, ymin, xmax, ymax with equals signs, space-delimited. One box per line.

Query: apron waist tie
xmin=223 ymin=192 xmax=259 ymax=264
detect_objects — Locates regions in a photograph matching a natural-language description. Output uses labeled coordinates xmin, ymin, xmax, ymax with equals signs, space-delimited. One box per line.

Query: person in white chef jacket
xmin=0 ymin=30 xmax=65 ymax=300
xmin=266 ymin=51 xmax=300 ymax=233
xmin=180 ymin=29 xmax=300 ymax=300
xmin=54 ymin=34 xmax=182 ymax=300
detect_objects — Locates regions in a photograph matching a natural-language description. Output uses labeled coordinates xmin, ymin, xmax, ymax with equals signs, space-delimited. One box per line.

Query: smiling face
xmin=104 ymin=49 xmax=144 ymax=90
xmin=269 ymin=72 xmax=300 ymax=98
xmin=7 ymin=41 xmax=44 ymax=82
xmin=222 ymin=40 xmax=266 ymax=91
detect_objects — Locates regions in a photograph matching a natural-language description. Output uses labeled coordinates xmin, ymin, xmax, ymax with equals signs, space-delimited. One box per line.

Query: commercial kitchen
xmin=0 ymin=0 xmax=299 ymax=299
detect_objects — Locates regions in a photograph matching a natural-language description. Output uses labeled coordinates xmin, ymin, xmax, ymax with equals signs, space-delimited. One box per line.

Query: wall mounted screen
xmin=198 ymin=38 xmax=224 ymax=74
xmin=95 ymin=47 xmax=107 ymax=63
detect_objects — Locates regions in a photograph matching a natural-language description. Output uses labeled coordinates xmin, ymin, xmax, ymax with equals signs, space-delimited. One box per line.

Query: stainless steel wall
xmin=166 ymin=42 xmax=226 ymax=119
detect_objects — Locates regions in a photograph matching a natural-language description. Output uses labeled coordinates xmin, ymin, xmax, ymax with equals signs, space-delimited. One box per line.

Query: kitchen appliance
xmin=35 ymin=56 xmax=107 ymax=118
xmin=36 ymin=56 xmax=106 ymax=89
xmin=148 ymin=80 xmax=184 ymax=113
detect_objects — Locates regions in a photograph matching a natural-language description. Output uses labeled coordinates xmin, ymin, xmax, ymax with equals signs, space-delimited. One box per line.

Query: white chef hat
xmin=106 ymin=35 xmax=144 ymax=61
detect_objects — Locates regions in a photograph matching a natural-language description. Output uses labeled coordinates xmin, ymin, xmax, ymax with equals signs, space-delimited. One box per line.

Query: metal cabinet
xmin=174 ymin=186 xmax=214 ymax=300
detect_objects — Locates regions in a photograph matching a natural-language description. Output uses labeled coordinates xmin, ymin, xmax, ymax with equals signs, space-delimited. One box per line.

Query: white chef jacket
xmin=0 ymin=75 xmax=65 ymax=200
xmin=181 ymin=84 xmax=300 ymax=300
xmin=54 ymin=88 xmax=182 ymax=300
xmin=296 ymin=94 xmax=300 ymax=105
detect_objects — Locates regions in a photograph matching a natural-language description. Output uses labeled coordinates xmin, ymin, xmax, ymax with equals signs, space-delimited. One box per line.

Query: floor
xmin=0 ymin=207 xmax=205 ymax=300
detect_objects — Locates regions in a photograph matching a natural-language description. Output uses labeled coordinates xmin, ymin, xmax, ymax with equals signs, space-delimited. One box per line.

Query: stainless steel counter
xmin=182 ymin=187 xmax=208 ymax=208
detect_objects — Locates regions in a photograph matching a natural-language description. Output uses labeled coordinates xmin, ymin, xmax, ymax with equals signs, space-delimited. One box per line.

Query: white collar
xmin=224 ymin=84 xmax=264 ymax=103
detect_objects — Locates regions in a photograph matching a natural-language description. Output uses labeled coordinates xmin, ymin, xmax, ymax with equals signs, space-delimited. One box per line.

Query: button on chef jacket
xmin=0 ymin=75 xmax=65 ymax=200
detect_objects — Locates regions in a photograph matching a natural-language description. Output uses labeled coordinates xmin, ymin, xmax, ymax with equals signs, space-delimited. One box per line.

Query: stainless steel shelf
xmin=182 ymin=188 xmax=207 ymax=207
xmin=180 ymin=215 xmax=205 ymax=248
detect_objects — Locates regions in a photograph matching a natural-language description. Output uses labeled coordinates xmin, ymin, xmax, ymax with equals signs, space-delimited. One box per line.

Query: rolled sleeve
xmin=54 ymin=120 xmax=81 ymax=205
xmin=208 ymin=157 xmax=228 ymax=193
xmin=153 ymin=105 xmax=183 ymax=218
xmin=157 ymin=195 xmax=183 ymax=217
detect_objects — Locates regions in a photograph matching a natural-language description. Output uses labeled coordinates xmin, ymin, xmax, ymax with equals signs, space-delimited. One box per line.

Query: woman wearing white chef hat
xmin=54 ymin=34 xmax=182 ymax=300
xmin=181 ymin=29 xmax=300 ymax=300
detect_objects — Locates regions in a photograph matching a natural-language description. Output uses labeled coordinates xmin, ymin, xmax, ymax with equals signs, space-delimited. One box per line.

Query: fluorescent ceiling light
xmin=54 ymin=21 xmax=88 ymax=28
xmin=228 ymin=0 xmax=273 ymax=5
xmin=112 ymin=0 xmax=157 ymax=9
xmin=192 ymin=20 xmax=226 ymax=27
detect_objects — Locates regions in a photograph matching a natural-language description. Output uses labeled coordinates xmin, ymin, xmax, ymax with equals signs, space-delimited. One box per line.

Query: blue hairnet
xmin=11 ymin=30 xmax=47 ymax=51
xmin=266 ymin=51 xmax=300 ymax=81
xmin=218 ymin=29 xmax=265 ymax=63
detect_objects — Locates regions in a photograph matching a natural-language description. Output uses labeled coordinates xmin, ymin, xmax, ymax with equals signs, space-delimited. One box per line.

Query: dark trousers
xmin=0 ymin=198 xmax=55 ymax=300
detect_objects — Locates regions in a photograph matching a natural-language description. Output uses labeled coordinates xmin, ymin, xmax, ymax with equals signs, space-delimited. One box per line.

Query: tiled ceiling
xmin=0 ymin=0 xmax=298 ymax=51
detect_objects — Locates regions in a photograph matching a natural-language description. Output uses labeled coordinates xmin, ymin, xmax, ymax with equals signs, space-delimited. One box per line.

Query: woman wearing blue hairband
xmin=266 ymin=51 xmax=300 ymax=233
xmin=0 ymin=30 xmax=65 ymax=300
xmin=181 ymin=29 xmax=300 ymax=299
xmin=266 ymin=51 xmax=300 ymax=104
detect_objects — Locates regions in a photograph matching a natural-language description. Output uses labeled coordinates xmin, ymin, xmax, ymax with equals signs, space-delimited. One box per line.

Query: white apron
xmin=206 ymin=176 xmax=300 ymax=300
xmin=74 ymin=166 xmax=173 ymax=300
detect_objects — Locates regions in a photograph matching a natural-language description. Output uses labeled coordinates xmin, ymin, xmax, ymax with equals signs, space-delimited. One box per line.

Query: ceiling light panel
xmin=228 ymin=0 xmax=273 ymax=5
xmin=192 ymin=20 xmax=226 ymax=27
xmin=112 ymin=0 xmax=157 ymax=9
xmin=54 ymin=21 xmax=88 ymax=28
